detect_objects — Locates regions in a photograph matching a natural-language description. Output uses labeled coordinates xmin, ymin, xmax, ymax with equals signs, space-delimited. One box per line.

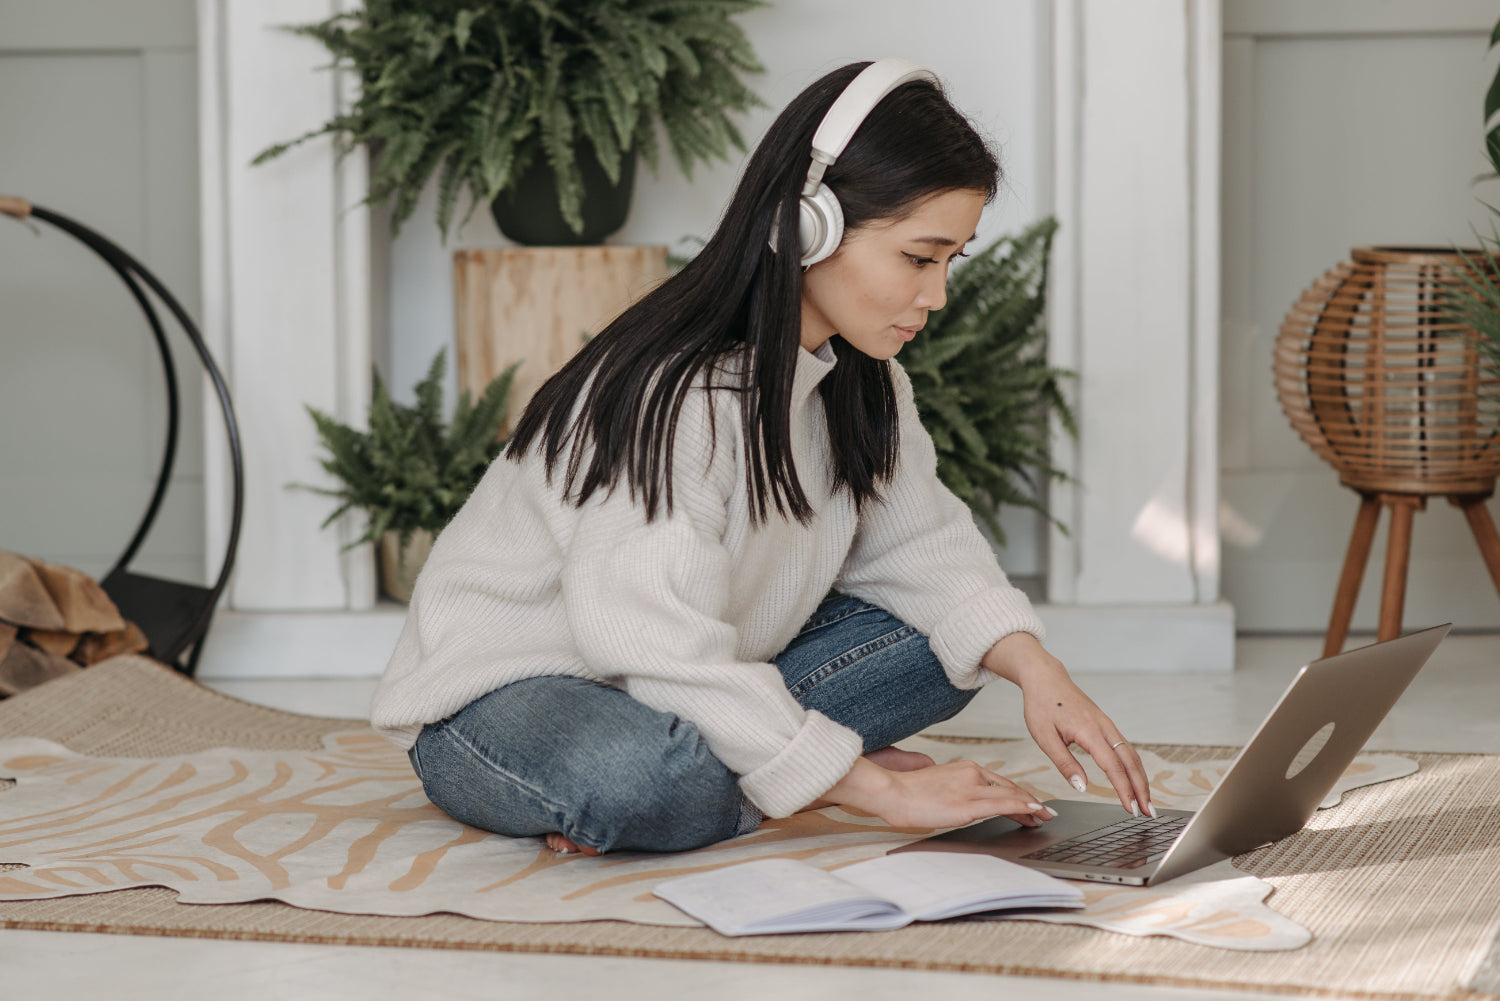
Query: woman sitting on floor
xmin=371 ymin=59 xmax=1153 ymax=855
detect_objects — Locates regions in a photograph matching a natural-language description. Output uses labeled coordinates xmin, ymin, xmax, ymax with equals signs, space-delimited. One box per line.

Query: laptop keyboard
xmin=1022 ymin=814 xmax=1189 ymax=870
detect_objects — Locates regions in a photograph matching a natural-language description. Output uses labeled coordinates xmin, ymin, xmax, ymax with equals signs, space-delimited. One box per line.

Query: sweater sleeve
xmin=836 ymin=362 xmax=1045 ymax=689
xmin=560 ymin=392 xmax=863 ymax=818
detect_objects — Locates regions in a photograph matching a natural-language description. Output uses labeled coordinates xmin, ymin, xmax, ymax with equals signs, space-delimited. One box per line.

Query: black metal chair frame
xmin=2 ymin=198 xmax=245 ymax=676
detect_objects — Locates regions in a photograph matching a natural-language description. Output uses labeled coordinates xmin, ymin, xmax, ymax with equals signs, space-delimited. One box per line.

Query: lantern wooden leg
xmin=1324 ymin=493 xmax=1382 ymax=658
xmin=1452 ymin=494 xmax=1500 ymax=600
xmin=1377 ymin=495 xmax=1423 ymax=643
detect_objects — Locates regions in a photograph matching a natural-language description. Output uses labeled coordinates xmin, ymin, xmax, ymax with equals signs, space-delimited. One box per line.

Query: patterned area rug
xmin=2 ymin=656 xmax=1498 ymax=1000
xmin=2 ymin=726 xmax=1379 ymax=949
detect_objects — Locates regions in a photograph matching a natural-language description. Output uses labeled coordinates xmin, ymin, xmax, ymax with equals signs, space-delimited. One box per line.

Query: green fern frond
xmin=297 ymin=348 xmax=521 ymax=548
xmin=255 ymin=0 xmax=765 ymax=238
xmin=902 ymin=217 xmax=1073 ymax=546
xmin=1439 ymin=17 xmax=1500 ymax=423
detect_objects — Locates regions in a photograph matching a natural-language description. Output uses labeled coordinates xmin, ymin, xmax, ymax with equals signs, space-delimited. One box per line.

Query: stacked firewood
xmin=0 ymin=551 xmax=148 ymax=697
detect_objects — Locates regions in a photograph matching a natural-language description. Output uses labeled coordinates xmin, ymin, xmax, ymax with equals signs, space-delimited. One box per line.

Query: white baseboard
xmin=194 ymin=600 xmax=1236 ymax=680
xmin=194 ymin=606 xmax=409 ymax=680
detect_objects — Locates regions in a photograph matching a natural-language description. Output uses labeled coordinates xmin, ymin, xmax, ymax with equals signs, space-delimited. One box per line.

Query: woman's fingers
xmin=1019 ymin=679 xmax=1155 ymax=817
xmin=1108 ymin=738 xmax=1155 ymax=817
xmin=829 ymin=756 xmax=1058 ymax=829
xmin=986 ymin=636 xmax=1156 ymax=815
xmin=978 ymin=767 xmax=1056 ymax=826
xmin=1075 ymin=732 xmax=1151 ymax=816
xmin=1043 ymin=731 xmax=1154 ymax=817
xmin=1033 ymin=724 xmax=1155 ymax=817
xmin=1032 ymin=729 xmax=1091 ymax=795
xmin=871 ymin=761 xmax=1055 ymax=829
xmin=829 ymin=757 xmax=1069 ymax=831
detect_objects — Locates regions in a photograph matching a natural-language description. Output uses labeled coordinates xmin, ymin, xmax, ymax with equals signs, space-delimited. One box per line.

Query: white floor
xmin=4 ymin=633 xmax=1498 ymax=1000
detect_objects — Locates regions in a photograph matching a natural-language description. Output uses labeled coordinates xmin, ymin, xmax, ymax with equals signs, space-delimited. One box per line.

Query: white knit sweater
xmin=370 ymin=342 xmax=1044 ymax=818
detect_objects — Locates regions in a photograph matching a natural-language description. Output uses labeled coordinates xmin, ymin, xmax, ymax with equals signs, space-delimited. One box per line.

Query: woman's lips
xmin=894 ymin=325 xmax=920 ymax=342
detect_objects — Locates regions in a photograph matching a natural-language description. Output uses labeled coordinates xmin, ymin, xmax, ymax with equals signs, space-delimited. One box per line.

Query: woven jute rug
xmin=1 ymin=656 xmax=1497 ymax=1000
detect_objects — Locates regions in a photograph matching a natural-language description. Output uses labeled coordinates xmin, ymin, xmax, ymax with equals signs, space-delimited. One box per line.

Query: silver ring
xmin=1110 ymin=739 xmax=1129 ymax=750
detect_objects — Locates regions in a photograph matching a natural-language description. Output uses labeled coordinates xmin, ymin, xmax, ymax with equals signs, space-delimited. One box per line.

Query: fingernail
xmin=1043 ymin=805 xmax=1058 ymax=818
xmin=1129 ymin=800 xmax=1139 ymax=817
xmin=1070 ymin=775 xmax=1087 ymax=793
xmin=1027 ymin=802 xmax=1045 ymax=811
xmin=1146 ymin=801 xmax=1157 ymax=818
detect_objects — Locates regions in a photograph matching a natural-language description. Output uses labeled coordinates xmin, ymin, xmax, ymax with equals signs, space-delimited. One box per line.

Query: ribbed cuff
xmin=928 ymin=587 xmax=1046 ymax=689
xmin=376 ymin=722 xmax=423 ymax=751
xmin=737 ymin=710 xmax=865 ymax=818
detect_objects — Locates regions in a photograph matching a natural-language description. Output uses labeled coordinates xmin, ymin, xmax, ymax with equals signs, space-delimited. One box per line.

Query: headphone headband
xmin=773 ymin=58 xmax=940 ymax=267
xmin=806 ymin=58 xmax=939 ymax=190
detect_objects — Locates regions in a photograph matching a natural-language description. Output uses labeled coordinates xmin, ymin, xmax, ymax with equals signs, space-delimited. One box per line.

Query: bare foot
xmin=545 ymin=832 xmax=601 ymax=856
xmin=865 ymin=746 xmax=937 ymax=772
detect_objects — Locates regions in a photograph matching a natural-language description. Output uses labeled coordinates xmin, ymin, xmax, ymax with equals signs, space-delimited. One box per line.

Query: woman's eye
xmin=906 ymin=251 xmax=970 ymax=268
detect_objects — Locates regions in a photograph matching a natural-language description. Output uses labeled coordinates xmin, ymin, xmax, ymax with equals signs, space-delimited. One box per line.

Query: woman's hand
xmin=982 ymin=632 xmax=1154 ymax=818
xmin=819 ymin=756 xmax=1056 ymax=830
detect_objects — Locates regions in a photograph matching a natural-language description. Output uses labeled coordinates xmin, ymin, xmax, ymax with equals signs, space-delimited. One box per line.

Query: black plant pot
xmin=490 ymin=144 xmax=637 ymax=246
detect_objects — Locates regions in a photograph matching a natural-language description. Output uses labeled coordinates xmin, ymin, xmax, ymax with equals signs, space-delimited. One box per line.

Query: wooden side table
xmin=453 ymin=246 xmax=670 ymax=431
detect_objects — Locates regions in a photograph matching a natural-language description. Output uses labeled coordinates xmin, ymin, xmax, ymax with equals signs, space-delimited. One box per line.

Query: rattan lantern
xmin=1274 ymin=246 xmax=1500 ymax=654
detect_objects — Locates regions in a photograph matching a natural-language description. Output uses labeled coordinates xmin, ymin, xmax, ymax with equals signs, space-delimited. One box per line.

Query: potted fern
xmin=254 ymin=0 xmax=765 ymax=244
xmin=305 ymin=349 xmax=519 ymax=602
xmin=901 ymin=217 xmax=1074 ymax=545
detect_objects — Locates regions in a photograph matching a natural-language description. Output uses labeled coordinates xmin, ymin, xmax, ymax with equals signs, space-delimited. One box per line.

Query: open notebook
xmin=653 ymin=851 xmax=1082 ymax=936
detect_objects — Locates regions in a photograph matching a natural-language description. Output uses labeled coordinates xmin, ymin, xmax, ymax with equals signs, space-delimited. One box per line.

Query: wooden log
xmin=453 ymin=246 xmax=670 ymax=431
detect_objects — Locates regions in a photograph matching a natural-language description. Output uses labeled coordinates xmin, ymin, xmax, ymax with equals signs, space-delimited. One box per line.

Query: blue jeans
xmin=408 ymin=595 xmax=978 ymax=853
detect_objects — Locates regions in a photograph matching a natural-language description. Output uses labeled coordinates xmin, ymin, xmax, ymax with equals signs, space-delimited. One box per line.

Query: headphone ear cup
xmin=797 ymin=184 xmax=844 ymax=267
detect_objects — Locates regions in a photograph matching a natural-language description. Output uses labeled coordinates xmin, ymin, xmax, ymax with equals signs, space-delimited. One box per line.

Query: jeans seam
xmin=786 ymin=624 xmax=918 ymax=698
xmin=799 ymin=597 xmax=871 ymax=634
xmin=434 ymin=721 xmax=607 ymax=846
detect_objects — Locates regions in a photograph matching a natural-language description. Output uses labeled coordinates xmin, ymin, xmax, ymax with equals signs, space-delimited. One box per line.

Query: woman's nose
xmin=915 ymin=265 xmax=949 ymax=310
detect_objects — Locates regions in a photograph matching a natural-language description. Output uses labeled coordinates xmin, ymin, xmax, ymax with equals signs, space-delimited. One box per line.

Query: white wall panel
xmin=200 ymin=0 xmax=375 ymax=611
xmin=1073 ymin=0 xmax=1197 ymax=604
xmin=0 ymin=11 xmax=204 ymax=586
xmin=218 ymin=0 xmax=343 ymax=609
xmin=1043 ymin=0 xmax=1230 ymax=670
xmin=1221 ymin=10 xmax=1500 ymax=632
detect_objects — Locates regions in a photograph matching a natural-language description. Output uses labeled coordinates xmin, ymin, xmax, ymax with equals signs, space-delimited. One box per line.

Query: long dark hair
xmin=505 ymin=61 xmax=1000 ymax=524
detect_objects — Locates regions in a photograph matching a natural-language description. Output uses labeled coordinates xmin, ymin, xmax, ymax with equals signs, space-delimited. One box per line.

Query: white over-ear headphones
xmin=771 ymin=58 xmax=940 ymax=267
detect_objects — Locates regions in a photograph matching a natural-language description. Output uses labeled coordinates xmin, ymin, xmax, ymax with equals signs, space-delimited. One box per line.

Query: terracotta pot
xmin=377 ymin=529 xmax=434 ymax=604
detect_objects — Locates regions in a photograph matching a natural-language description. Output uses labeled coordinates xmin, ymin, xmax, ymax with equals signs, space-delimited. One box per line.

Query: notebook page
xmin=835 ymin=852 xmax=1083 ymax=921
xmin=654 ymin=858 xmax=907 ymax=935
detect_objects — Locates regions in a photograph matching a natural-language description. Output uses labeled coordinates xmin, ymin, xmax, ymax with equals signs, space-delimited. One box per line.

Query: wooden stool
xmin=1274 ymin=246 xmax=1500 ymax=656
xmin=1324 ymin=489 xmax=1500 ymax=656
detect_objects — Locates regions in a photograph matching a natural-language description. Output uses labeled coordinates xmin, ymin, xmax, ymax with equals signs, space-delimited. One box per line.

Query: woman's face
xmin=799 ymin=188 xmax=986 ymax=359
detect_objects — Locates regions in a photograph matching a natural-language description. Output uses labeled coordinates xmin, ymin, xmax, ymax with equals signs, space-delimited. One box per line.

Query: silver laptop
xmin=892 ymin=624 xmax=1450 ymax=886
